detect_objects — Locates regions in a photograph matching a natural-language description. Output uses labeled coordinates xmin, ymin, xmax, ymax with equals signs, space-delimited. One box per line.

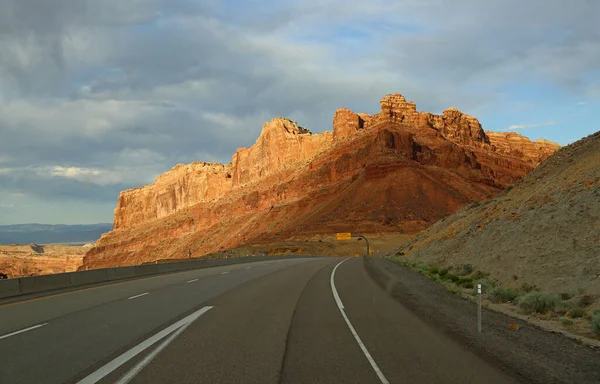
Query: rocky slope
xmin=400 ymin=130 xmax=600 ymax=296
xmin=83 ymin=93 xmax=559 ymax=268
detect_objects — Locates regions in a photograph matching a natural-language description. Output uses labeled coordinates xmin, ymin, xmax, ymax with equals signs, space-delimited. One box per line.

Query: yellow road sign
xmin=336 ymin=233 xmax=352 ymax=241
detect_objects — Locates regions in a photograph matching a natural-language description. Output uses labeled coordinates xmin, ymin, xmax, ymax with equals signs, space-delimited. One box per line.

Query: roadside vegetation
xmin=390 ymin=255 xmax=600 ymax=338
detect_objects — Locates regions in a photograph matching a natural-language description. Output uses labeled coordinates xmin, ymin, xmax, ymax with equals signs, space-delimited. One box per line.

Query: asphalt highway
xmin=0 ymin=257 xmax=519 ymax=384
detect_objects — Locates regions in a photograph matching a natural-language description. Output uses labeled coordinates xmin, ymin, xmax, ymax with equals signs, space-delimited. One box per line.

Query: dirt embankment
xmin=0 ymin=244 xmax=88 ymax=278
xmin=225 ymin=233 xmax=413 ymax=258
xmin=155 ymin=233 xmax=414 ymax=263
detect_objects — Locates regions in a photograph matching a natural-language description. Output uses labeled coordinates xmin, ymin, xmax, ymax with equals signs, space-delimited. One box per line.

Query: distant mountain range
xmin=0 ymin=224 xmax=112 ymax=245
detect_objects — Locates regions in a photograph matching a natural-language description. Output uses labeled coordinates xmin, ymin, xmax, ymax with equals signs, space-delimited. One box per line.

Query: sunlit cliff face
xmin=84 ymin=93 xmax=559 ymax=269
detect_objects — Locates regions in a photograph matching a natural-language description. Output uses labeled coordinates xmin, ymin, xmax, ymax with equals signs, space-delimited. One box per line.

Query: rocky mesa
xmin=83 ymin=93 xmax=559 ymax=268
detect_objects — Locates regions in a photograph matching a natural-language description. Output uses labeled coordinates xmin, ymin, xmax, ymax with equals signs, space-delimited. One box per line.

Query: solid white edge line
xmin=331 ymin=258 xmax=390 ymax=384
xmin=127 ymin=292 xmax=150 ymax=300
xmin=116 ymin=320 xmax=192 ymax=384
xmin=186 ymin=279 xmax=199 ymax=283
xmin=0 ymin=323 xmax=48 ymax=340
xmin=77 ymin=306 xmax=213 ymax=384
xmin=221 ymin=271 xmax=229 ymax=275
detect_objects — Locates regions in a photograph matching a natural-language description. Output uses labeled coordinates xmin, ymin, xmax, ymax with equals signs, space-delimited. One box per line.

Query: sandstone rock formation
xmin=83 ymin=93 xmax=560 ymax=268
xmin=114 ymin=118 xmax=333 ymax=229
xmin=0 ymin=244 xmax=85 ymax=278
xmin=486 ymin=131 xmax=560 ymax=165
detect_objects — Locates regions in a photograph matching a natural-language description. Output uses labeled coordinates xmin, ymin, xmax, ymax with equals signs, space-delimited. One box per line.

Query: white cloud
xmin=9 ymin=191 xmax=28 ymax=200
xmin=577 ymin=101 xmax=588 ymax=105
xmin=0 ymin=98 xmax=174 ymax=141
xmin=48 ymin=165 xmax=155 ymax=187
xmin=507 ymin=122 xmax=557 ymax=130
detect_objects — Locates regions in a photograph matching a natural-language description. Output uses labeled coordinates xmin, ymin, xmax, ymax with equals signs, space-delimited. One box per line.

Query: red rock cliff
xmin=114 ymin=118 xmax=333 ymax=229
xmin=84 ymin=93 xmax=560 ymax=268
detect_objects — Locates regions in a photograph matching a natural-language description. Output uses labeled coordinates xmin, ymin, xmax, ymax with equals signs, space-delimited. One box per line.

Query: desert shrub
xmin=439 ymin=268 xmax=449 ymax=277
xmin=519 ymin=292 xmax=559 ymax=314
xmin=592 ymin=314 xmax=600 ymax=335
xmin=396 ymin=251 xmax=405 ymax=256
xmin=472 ymin=270 xmax=490 ymax=280
xmin=455 ymin=264 xmax=474 ymax=276
xmin=554 ymin=300 xmax=574 ymax=315
xmin=445 ymin=284 xmax=459 ymax=294
xmin=457 ymin=277 xmax=473 ymax=286
xmin=428 ymin=266 xmax=440 ymax=275
xmin=569 ymin=307 xmax=586 ymax=319
xmin=490 ymin=287 xmax=520 ymax=303
xmin=560 ymin=317 xmax=574 ymax=326
xmin=462 ymin=282 xmax=475 ymax=289
xmin=417 ymin=264 xmax=429 ymax=275
xmin=520 ymin=283 xmax=539 ymax=293
xmin=578 ymin=295 xmax=595 ymax=308
xmin=560 ymin=293 xmax=572 ymax=300
xmin=445 ymin=274 xmax=460 ymax=283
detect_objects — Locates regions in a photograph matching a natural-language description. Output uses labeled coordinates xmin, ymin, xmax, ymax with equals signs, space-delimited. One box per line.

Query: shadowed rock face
xmin=84 ymin=93 xmax=560 ymax=269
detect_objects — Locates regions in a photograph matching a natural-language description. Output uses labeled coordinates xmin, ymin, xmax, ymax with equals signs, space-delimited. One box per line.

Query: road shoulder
xmin=365 ymin=257 xmax=600 ymax=384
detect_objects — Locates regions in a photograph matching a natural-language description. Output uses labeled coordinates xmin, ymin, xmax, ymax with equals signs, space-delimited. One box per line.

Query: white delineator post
xmin=477 ymin=284 xmax=482 ymax=333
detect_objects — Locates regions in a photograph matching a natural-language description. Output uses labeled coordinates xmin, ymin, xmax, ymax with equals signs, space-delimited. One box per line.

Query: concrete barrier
xmin=0 ymin=279 xmax=21 ymax=299
xmin=0 ymin=254 xmax=309 ymax=301
xmin=106 ymin=266 xmax=136 ymax=281
xmin=19 ymin=273 xmax=72 ymax=295
xmin=158 ymin=262 xmax=189 ymax=273
xmin=69 ymin=269 xmax=108 ymax=287
xmin=134 ymin=264 xmax=160 ymax=277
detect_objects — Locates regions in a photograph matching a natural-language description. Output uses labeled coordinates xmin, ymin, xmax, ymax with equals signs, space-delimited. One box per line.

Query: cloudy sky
xmin=0 ymin=0 xmax=598 ymax=225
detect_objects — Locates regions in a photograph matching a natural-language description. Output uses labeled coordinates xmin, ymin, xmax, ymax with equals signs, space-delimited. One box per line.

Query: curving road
xmin=0 ymin=257 xmax=519 ymax=383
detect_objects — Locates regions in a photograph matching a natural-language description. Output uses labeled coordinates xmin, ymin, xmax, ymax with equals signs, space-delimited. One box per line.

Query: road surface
xmin=0 ymin=257 xmax=519 ymax=383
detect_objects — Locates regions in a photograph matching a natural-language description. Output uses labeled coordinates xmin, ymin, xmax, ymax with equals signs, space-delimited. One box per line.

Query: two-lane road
xmin=0 ymin=257 xmax=520 ymax=383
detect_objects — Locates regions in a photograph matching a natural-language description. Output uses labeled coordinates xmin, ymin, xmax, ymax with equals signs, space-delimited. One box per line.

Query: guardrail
xmin=0 ymin=255 xmax=299 ymax=300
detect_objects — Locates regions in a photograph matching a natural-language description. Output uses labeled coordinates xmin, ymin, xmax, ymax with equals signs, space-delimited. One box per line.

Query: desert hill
xmin=82 ymin=93 xmax=559 ymax=269
xmin=400 ymin=130 xmax=600 ymax=296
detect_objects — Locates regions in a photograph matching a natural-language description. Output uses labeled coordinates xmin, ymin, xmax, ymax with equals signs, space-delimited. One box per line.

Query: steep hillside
xmin=83 ymin=93 xmax=559 ymax=268
xmin=401 ymin=131 xmax=600 ymax=296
